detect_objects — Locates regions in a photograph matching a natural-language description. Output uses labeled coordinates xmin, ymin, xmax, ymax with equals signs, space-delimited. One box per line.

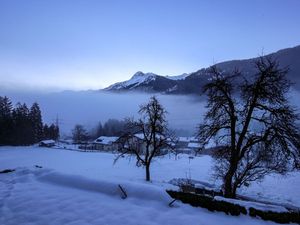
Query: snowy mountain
xmin=105 ymin=72 xmax=157 ymax=90
xmin=104 ymin=71 xmax=178 ymax=93
xmin=104 ymin=45 xmax=300 ymax=94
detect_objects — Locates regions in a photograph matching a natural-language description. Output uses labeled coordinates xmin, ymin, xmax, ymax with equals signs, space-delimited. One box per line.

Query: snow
xmin=105 ymin=71 xmax=191 ymax=91
xmin=39 ymin=140 xmax=55 ymax=145
xmin=165 ymin=85 xmax=178 ymax=93
xmin=169 ymin=178 xmax=218 ymax=191
xmin=134 ymin=133 xmax=165 ymax=140
xmin=178 ymin=137 xmax=198 ymax=142
xmin=94 ymin=136 xmax=119 ymax=145
xmin=105 ymin=71 xmax=157 ymax=90
xmin=134 ymin=133 xmax=145 ymax=140
xmin=1 ymin=146 xmax=299 ymax=225
xmin=214 ymin=196 xmax=289 ymax=213
xmin=166 ymin=73 xmax=190 ymax=80
xmin=187 ymin=142 xmax=201 ymax=148
xmin=124 ymin=72 xmax=156 ymax=88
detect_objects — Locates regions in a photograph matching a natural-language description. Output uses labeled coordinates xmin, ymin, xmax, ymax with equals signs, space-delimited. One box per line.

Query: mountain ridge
xmin=104 ymin=45 xmax=300 ymax=94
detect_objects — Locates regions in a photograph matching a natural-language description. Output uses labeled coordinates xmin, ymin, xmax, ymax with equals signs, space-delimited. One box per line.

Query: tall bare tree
xmin=198 ymin=57 xmax=300 ymax=198
xmin=116 ymin=96 xmax=176 ymax=181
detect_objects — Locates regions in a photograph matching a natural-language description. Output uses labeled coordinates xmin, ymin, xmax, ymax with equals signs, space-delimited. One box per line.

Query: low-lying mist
xmin=1 ymin=90 xmax=207 ymax=136
xmin=2 ymin=88 xmax=300 ymax=137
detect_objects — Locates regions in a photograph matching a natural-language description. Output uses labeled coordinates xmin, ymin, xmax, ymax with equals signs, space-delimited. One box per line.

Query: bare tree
xmin=115 ymin=96 xmax=177 ymax=181
xmin=198 ymin=57 xmax=300 ymax=198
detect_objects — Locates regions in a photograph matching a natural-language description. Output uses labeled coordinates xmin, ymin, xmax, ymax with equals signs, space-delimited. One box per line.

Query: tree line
xmin=0 ymin=96 xmax=59 ymax=146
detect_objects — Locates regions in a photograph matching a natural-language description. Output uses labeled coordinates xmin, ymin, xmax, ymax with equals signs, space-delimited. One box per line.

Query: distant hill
xmin=104 ymin=45 xmax=300 ymax=94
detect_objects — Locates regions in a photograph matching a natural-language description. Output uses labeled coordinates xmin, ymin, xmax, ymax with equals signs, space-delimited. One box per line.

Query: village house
xmin=174 ymin=137 xmax=200 ymax=155
xmin=39 ymin=140 xmax=56 ymax=148
xmin=117 ymin=133 xmax=147 ymax=154
xmin=118 ymin=133 xmax=176 ymax=155
xmin=92 ymin=136 xmax=120 ymax=151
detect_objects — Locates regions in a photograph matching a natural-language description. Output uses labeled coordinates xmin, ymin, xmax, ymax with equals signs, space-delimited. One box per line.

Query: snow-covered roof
xmin=134 ymin=133 xmax=166 ymax=140
xmin=40 ymin=140 xmax=55 ymax=144
xmin=187 ymin=142 xmax=201 ymax=148
xmin=134 ymin=133 xmax=145 ymax=140
xmin=178 ymin=137 xmax=198 ymax=142
xmin=94 ymin=136 xmax=119 ymax=145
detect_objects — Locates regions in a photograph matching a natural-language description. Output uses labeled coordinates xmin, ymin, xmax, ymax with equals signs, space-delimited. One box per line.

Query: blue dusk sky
xmin=0 ymin=0 xmax=299 ymax=91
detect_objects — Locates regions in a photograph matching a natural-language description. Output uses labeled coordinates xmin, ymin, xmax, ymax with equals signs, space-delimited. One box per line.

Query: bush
xmin=167 ymin=190 xmax=300 ymax=224
xmin=249 ymin=207 xmax=300 ymax=224
xmin=166 ymin=190 xmax=247 ymax=216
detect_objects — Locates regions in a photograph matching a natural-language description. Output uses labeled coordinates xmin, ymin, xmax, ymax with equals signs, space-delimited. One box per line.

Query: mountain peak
xmin=104 ymin=71 xmax=158 ymax=91
xmin=132 ymin=71 xmax=156 ymax=79
xmin=132 ymin=71 xmax=144 ymax=77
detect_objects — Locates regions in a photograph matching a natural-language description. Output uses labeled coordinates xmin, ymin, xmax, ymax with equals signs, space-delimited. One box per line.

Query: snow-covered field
xmin=1 ymin=147 xmax=300 ymax=225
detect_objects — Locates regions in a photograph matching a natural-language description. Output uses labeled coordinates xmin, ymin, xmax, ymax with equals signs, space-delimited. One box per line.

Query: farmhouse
xmin=187 ymin=142 xmax=201 ymax=151
xmin=174 ymin=137 xmax=201 ymax=154
xmin=117 ymin=133 xmax=147 ymax=154
xmin=93 ymin=136 xmax=119 ymax=151
xmin=39 ymin=140 xmax=56 ymax=148
xmin=118 ymin=133 xmax=176 ymax=155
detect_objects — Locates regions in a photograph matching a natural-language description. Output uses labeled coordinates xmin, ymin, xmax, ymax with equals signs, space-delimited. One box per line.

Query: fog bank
xmin=1 ymin=90 xmax=206 ymax=136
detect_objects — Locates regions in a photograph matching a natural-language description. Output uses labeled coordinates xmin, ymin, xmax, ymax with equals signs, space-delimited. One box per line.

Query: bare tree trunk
xmin=145 ymin=163 xmax=151 ymax=181
xmin=224 ymin=158 xmax=238 ymax=198
xmin=232 ymin=182 xmax=239 ymax=198
xmin=224 ymin=173 xmax=234 ymax=198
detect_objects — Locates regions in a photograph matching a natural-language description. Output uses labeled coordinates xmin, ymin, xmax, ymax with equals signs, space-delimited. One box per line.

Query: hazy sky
xmin=0 ymin=0 xmax=300 ymax=91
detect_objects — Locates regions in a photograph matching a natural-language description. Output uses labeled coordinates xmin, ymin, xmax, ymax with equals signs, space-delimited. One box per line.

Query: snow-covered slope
xmin=1 ymin=147 xmax=300 ymax=225
xmin=166 ymin=73 xmax=190 ymax=80
xmin=104 ymin=71 xmax=178 ymax=93
xmin=105 ymin=71 xmax=157 ymax=91
xmin=105 ymin=72 xmax=191 ymax=91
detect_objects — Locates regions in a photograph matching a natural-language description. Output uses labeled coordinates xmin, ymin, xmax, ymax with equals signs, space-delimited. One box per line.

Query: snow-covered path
xmin=0 ymin=147 xmax=299 ymax=225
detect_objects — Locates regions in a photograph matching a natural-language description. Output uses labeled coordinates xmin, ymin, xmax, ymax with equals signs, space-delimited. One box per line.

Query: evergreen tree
xmin=96 ymin=122 xmax=103 ymax=137
xmin=42 ymin=123 xmax=60 ymax=141
xmin=54 ymin=124 xmax=60 ymax=140
xmin=12 ymin=103 xmax=33 ymax=145
xmin=48 ymin=123 xmax=59 ymax=140
xmin=43 ymin=124 xmax=50 ymax=139
xmin=29 ymin=102 xmax=43 ymax=143
xmin=0 ymin=96 xmax=57 ymax=146
xmin=0 ymin=96 xmax=13 ymax=145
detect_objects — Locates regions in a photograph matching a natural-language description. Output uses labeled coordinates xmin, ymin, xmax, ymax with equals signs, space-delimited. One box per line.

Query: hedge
xmin=249 ymin=207 xmax=300 ymax=224
xmin=166 ymin=190 xmax=247 ymax=216
xmin=166 ymin=190 xmax=300 ymax=224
